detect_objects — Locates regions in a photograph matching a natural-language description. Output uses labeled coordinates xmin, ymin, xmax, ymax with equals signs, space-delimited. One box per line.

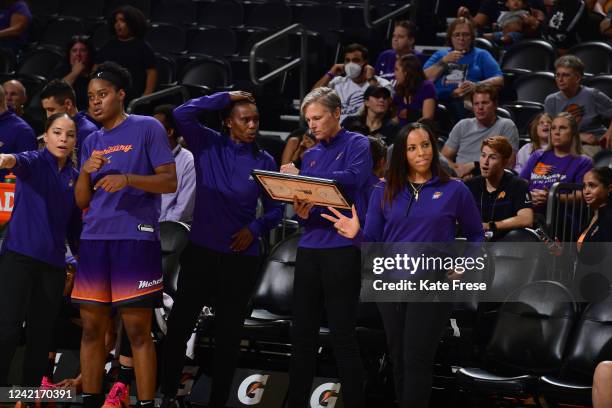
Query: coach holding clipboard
xmin=280 ymin=87 xmax=372 ymax=407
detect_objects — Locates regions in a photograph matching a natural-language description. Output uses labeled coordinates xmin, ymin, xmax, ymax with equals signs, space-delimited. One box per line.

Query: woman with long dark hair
xmin=322 ymin=122 xmax=484 ymax=408
xmin=393 ymin=54 xmax=436 ymax=126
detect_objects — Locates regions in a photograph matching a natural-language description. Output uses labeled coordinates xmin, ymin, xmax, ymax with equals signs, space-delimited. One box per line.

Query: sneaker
xmin=102 ymin=382 xmax=130 ymax=408
xmin=41 ymin=376 xmax=57 ymax=389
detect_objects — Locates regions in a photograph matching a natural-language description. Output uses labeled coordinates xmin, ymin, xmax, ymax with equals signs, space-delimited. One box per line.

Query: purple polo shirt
xmin=79 ymin=115 xmax=174 ymax=241
xmin=298 ymin=128 xmax=372 ymax=249
xmin=363 ymin=178 xmax=484 ymax=243
xmin=3 ymin=149 xmax=81 ymax=268
xmin=173 ymin=92 xmax=283 ymax=256
xmin=374 ymin=49 xmax=429 ymax=82
xmin=0 ymin=109 xmax=37 ymax=178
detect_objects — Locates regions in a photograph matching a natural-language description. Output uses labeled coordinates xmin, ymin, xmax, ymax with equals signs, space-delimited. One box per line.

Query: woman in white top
xmin=514 ymin=112 xmax=551 ymax=174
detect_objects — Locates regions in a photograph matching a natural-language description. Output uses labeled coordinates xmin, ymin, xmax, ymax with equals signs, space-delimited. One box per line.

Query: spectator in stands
xmin=96 ymin=5 xmax=157 ymax=101
xmin=2 ymin=78 xmax=26 ymax=116
xmin=457 ymin=0 xmax=545 ymax=34
xmin=365 ymin=136 xmax=386 ymax=203
xmin=544 ymin=0 xmax=604 ymax=50
xmin=466 ymin=136 xmax=533 ymax=240
xmin=313 ymin=43 xmax=392 ymax=122
xmin=40 ymin=79 xmax=98 ymax=166
xmin=482 ymin=0 xmax=532 ymax=46
xmin=442 ymin=83 xmax=519 ymax=178
xmin=161 ymin=91 xmax=282 ymax=408
xmin=0 ymin=0 xmax=31 ymax=58
xmin=72 ymin=62 xmax=176 ymax=408
xmin=0 ymin=112 xmax=81 ymax=389
xmin=281 ymin=127 xmax=317 ymax=167
xmin=153 ymin=104 xmax=195 ymax=223
xmin=321 ymin=122 xmax=483 ymax=408
xmin=424 ymin=18 xmax=504 ymax=121
xmin=520 ymin=112 xmax=593 ymax=215
xmin=280 ymin=87 xmax=371 ymax=408
xmin=515 ymin=113 xmax=551 ymax=173
xmin=0 ymin=83 xmax=36 ymax=177
xmin=374 ymin=20 xmax=427 ymax=81
xmin=342 ymin=85 xmax=401 ymax=145
xmin=51 ymin=35 xmax=96 ymax=111
xmin=393 ymin=54 xmax=436 ymax=127
xmin=594 ymin=362 xmax=612 ymax=407
xmin=544 ymin=55 xmax=612 ymax=156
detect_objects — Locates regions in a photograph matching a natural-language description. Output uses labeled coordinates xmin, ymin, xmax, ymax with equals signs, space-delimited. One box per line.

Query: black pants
xmin=0 ymin=250 xmax=65 ymax=386
xmin=377 ymin=301 xmax=453 ymax=408
xmin=161 ymin=243 xmax=259 ymax=407
xmin=288 ymin=246 xmax=365 ymax=408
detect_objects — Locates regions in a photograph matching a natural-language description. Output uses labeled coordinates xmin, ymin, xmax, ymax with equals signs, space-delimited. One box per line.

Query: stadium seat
xmin=583 ymin=75 xmax=612 ymax=100
xmin=593 ymin=149 xmax=612 ymax=169
xmin=457 ymin=281 xmax=577 ymax=401
xmin=500 ymin=39 xmax=556 ymax=75
xmin=474 ymin=37 xmax=499 ymax=61
xmin=28 ymin=0 xmax=60 ymax=17
xmin=179 ymin=55 xmax=232 ymax=92
xmin=106 ymin=0 xmax=152 ymax=18
xmin=568 ymin=41 xmax=612 ymax=76
xmin=243 ymin=233 xmax=300 ymax=342
xmin=513 ymin=72 xmax=557 ymax=105
xmin=187 ymin=27 xmax=237 ymax=58
xmin=501 ymin=103 xmax=545 ymax=137
xmin=197 ymin=0 xmax=244 ymax=27
xmin=59 ymin=0 xmax=105 ymax=20
xmin=40 ymin=16 xmax=86 ymax=47
xmin=495 ymin=107 xmax=513 ymax=121
xmin=432 ymin=104 xmax=455 ymax=142
xmin=155 ymin=53 xmax=178 ymax=88
xmin=539 ymin=296 xmax=612 ymax=406
xmin=145 ymin=23 xmax=186 ymax=55
xmin=0 ymin=47 xmax=15 ymax=74
xmin=246 ymin=2 xmax=292 ymax=31
xmin=152 ymin=1 xmax=197 ymax=25
xmin=18 ymin=46 xmax=64 ymax=78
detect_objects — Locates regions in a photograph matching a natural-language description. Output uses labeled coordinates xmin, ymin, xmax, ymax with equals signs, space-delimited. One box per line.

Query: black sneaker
xmin=159 ymin=397 xmax=181 ymax=408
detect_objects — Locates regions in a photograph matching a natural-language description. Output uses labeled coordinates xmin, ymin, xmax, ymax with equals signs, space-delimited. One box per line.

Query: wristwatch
xmin=489 ymin=221 xmax=497 ymax=234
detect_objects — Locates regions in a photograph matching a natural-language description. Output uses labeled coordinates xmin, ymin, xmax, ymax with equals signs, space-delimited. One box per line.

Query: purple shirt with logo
xmin=298 ymin=129 xmax=373 ymax=249
xmin=173 ymin=92 xmax=283 ymax=256
xmin=3 ymin=149 xmax=81 ymax=268
xmin=393 ymin=80 xmax=437 ymax=126
xmin=79 ymin=115 xmax=174 ymax=241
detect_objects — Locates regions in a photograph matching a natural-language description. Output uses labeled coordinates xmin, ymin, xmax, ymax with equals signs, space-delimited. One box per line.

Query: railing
xmin=126 ymin=85 xmax=191 ymax=115
xmin=249 ymin=23 xmax=308 ymax=104
xmin=545 ymin=182 xmax=590 ymax=243
xmin=363 ymin=0 xmax=411 ymax=28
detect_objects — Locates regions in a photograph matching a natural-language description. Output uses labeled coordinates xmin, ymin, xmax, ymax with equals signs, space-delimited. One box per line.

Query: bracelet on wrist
xmin=326 ymin=71 xmax=335 ymax=79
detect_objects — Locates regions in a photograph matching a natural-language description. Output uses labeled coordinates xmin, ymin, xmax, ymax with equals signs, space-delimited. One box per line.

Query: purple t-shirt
xmin=80 ymin=115 xmax=175 ymax=241
xmin=374 ymin=49 xmax=429 ymax=82
xmin=0 ymin=1 xmax=31 ymax=45
xmin=393 ymin=80 xmax=437 ymax=126
xmin=519 ymin=150 xmax=592 ymax=211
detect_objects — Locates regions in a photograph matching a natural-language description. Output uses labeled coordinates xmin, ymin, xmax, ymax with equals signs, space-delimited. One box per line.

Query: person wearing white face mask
xmin=313 ymin=43 xmax=393 ymax=123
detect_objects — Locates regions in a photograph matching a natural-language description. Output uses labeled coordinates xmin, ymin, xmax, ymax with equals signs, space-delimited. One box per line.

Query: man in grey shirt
xmin=545 ymin=55 xmax=612 ymax=153
xmin=442 ymin=83 xmax=519 ymax=178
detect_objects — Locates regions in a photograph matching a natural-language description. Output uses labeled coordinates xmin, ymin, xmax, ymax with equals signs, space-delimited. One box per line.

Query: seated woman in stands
xmin=514 ymin=112 xmax=551 ymax=174
xmin=281 ymin=127 xmax=317 ymax=167
xmin=520 ymin=112 xmax=593 ymax=218
xmin=342 ymin=85 xmax=401 ymax=145
xmin=466 ymin=136 xmax=534 ymax=240
xmin=393 ymin=54 xmax=436 ymax=128
xmin=51 ymin=35 xmax=96 ymax=111
xmin=423 ymin=17 xmax=503 ymax=121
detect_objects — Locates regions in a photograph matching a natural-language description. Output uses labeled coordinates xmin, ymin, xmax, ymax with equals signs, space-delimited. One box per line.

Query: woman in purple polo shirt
xmin=322 ymin=123 xmax=484 ymax=408
xmin=160 ymin=91 xmax=283 ymax=408
xmin=72 ymin=62 xmax=176 ymax=408
xmin=280 ymin=87 xmax=373 ymax=408
xmin=0 ymin=112 xmax=81 ymax=388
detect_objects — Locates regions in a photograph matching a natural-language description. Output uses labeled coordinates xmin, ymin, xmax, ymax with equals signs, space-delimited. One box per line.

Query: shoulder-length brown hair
xmin=445 ymin=17 xmax=476 ymax=48
xmin=395 ymin=54 xmax=426 ymax=100
xmin=545 ymin=112 xmax=582 ymax=156
xmin=384 ymin=123 xmax=450 ymax=205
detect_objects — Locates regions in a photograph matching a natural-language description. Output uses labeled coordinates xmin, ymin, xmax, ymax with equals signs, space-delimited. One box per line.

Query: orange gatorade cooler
xmin=0 ymin=173 xmax=16 ymax=225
